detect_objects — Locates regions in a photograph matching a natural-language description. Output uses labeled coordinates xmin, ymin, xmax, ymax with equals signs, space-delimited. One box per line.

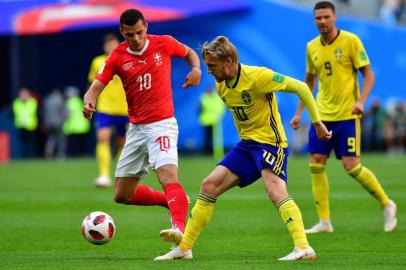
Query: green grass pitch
xmin=1 ymin=154 xmax=405 ymax=269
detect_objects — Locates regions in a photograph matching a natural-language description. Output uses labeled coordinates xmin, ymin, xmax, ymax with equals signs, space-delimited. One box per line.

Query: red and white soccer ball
xmin=81 ymin=211 xmax=116 ymax=245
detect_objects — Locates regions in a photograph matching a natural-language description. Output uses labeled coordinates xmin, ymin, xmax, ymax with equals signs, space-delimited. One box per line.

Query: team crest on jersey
xmin=153 ymin=53 xmax=163 ymax=65
xmin=334 ymin=47 xmax=344 ymax=60
xmin=122 ymin=62 xmax=134 ymax=71
xmin=241 ymin=90 xmax=251 ymax=105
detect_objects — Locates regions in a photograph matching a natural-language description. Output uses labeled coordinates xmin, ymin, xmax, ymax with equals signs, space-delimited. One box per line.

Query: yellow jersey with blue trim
xmin=216 ymin=64 xmax=292 ymax=147
xmin=88 ymin=54 xmax=127 ymax=116
xmin=306 ymin=30 xmax=370 ymax=121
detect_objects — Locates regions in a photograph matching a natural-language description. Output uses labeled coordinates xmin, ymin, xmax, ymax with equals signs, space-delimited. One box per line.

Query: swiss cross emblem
xmin=153 ymin=53 xmax=162 ymax=65
xmin=122 ymin=62 xmax=134 ymax=71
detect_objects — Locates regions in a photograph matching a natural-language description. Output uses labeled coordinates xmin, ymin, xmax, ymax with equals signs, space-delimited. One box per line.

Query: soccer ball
xmin=81 ymin=211 xmax=116 ymax=245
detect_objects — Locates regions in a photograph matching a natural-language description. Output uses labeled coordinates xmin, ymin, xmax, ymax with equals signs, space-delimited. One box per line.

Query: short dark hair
xmin=120 ymin=9 xmax=145 ymax=26
xmin=103 ymin=33 xmax=118 ymax=43
xmin=314 ymin=1 xmax=335 ymax=13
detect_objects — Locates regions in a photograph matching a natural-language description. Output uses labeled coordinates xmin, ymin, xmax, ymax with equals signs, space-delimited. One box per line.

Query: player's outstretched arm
xmin=285 ymin=77 xmax=331 ymax=140
xmin=83 ymin=80 xmax=105 ymax=120
xmin=289 ymin=72 xmax=317 ymax=129
xmin=182 ymin=46 xmax=201 ymax=88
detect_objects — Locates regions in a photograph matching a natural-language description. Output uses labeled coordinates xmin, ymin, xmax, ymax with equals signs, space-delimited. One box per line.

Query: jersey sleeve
xmin=95 ymin=53 xmax=116 ymax=85
xmin=162 ymin=35 xmax=188 ymax=58
xmin=350 ymin=35 xmax=370 ymax=69
xmin=285 ymin=77 xmax=321 ymax=123
xmin=306 ymin=43 xmax=317 ymax=75
xmin=255 ymin=68 xmax=289 ymax=94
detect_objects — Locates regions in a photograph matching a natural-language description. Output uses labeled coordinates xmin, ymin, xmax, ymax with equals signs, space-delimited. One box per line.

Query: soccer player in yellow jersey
xmin=290 ymin=1 xmax=397 ymax=233
xmin=155 ymin=36 xmax=332 ymax=261
xmin=88 ymin=34 xmax=128 ymax=187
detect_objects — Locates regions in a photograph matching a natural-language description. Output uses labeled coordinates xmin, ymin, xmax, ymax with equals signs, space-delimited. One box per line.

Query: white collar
xmin=127 ymin=39 xmax=149 ymax=55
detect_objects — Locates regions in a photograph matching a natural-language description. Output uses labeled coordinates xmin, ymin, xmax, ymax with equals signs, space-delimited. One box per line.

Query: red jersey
xmin=96 ymin=34 xmax=187 ymax=124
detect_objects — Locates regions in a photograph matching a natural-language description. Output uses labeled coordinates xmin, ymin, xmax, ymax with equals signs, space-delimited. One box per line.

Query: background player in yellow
xmin=155 ymin=36 xmax=332 ymax=261
xmin=290 ymin=1 xmax=397 ymax=233
xmin=88 ymin=33 xmax=128 ymax=187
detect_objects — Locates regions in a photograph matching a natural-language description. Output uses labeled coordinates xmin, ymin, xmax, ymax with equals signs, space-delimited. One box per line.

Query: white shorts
xmin=115 ymin=117 xmax=179 ymax=179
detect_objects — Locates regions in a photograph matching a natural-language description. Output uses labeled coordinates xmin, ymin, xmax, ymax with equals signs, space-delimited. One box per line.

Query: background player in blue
xmin=290 ymin=1 xmax=397 ymax=233
xmin=155 ymin=36 xmax=332 ymax=261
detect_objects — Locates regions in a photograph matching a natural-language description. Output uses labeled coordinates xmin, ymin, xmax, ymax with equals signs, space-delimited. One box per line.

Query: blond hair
xmin=201 ymin=36 xmax=238 ymax=63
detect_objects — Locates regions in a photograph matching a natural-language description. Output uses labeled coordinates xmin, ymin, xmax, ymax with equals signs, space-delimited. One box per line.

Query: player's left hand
xmin=313 ymin=121 xmax=332 ymax=141
xmin=182 ymin=67 xmax=201 ymax=88
xmin=352 ymin=101 xmax=364 ymax=115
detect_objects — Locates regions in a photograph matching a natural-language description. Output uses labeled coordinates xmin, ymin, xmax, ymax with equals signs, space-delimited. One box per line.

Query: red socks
xmin=163 ymin=182 xmax=188 ymax=232
xmin=129 ymin=184 xmax=168 ymax=208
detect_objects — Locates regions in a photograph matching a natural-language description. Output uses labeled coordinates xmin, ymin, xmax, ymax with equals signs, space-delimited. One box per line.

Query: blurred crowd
xmin=362 ymin=98 xmax=406 ymax=154
xmin=379 ymin=0 xmax=406 ymax=25
xmin=289 ymin=0 xmax=406 ymax=26
xmin=284 ymin=98 xmax=406 ymax=156
xmin=10 ymin=86 xmax=91 ymax=159
xmin=8 ymin=86 xmax=405 ymax=160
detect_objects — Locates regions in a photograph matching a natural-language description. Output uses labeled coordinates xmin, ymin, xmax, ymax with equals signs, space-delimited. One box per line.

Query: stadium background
xmin=0 ymin=0 xmax=405 ymax=158
xmin=1 ymin=1 xmax=405 ymax=269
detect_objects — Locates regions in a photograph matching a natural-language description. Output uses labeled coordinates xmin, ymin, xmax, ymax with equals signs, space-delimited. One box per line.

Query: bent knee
xmin=342 ymin=160 xmax=360 ymax=172
xmin=200 ymin=177 xmax=219 ymax=197
xmin=114 ymin=193 xmax=132 ymax=205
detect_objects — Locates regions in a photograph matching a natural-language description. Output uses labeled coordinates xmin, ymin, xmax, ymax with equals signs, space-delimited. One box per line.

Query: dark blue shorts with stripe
xmin=219 ymin=140 xmax=289 ymax=187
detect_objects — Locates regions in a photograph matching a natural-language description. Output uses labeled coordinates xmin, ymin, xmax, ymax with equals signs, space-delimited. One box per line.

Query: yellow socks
xmin=310 ymin=163 xmax=330 ymax=221
xmin=96 ymin=142 xmax=111 ymax=176
xmin=179 ymin=194 xmax=216 ymax=251
xmin=277 ymin=197 xmax=309 ymax=250
xmin=347 ymin=164 xmax=389 ymax=207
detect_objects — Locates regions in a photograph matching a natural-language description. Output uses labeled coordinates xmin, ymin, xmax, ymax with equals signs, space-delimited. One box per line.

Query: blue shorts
xmin=94 ymin=112 xmax=128 ymax=137
xmin=219 ymin=140 xmax=289 ymax=187
xmin=309 ymin=118 xmax=361 ymax=159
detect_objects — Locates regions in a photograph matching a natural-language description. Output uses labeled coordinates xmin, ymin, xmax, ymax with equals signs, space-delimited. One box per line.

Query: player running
xmin=155 ymin=36 xmax=331 ymax=261
xmin=83 ymin=8 xmax=201 ymax=243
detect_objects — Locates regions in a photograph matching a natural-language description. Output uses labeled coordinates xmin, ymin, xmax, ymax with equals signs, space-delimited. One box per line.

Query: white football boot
xmin=305 ymin=220 xmax=334 ymax=234
xmin=154 ymin=247 xmax=193 ymax=260
xmin=278 ymin=246 xmax=317 ymax=261
xmin=160 ymin=227 xmax=183 ymax=246
xmin=94 ymin=175 xmax=112 ymax=188
xmin=383 ymin=200 xmax=397 ymax=232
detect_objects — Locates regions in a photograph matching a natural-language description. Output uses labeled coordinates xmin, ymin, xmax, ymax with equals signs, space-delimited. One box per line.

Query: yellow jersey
xmin=216 ymin=64 xmax=321 ymax=148
xmin=88 ymin=54 xmax=127 ymax=116
xmin=306 ymin=30 xmax=370 ymax=121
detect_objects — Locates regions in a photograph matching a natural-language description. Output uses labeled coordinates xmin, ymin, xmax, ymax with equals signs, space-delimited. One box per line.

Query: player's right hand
xmin=83 ymin=102 xmax=96 ymax=120
xmin=314 ymin=121 xmax=332 ymax=141
xmin=182 ymin=67 xmax=201 ymax=88
xmin=290 ymin=114 xmax=301 ymax=129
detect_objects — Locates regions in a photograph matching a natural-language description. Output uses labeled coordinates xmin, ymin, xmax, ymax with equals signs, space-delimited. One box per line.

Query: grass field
xmin=0 ymin=154 xmax=405 ymax=270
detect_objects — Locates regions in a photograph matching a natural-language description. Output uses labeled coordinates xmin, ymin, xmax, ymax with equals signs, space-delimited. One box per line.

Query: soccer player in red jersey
xmin=83 ymin=9 xmax=201 ymax=245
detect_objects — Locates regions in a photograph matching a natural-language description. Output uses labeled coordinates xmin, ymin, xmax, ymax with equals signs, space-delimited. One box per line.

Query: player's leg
xmin=307 ymin=153 xmax=333 ymax=233
xmin=95 ymin=127 xmax=112 ymax=187
xmin=146 ymin=118 xmax=189 ymax=240
xmin=339 ymin=119 xmax=397 ymax=232
xmin=261 ymin=169 xmax=316 ymax=261
xmin=255 ymin=143 xmax=315 ymax=260
xmin=306 ymin=123 xmax=334 ymax=233
xmin=155 ymin=140 xmax=256 ymax=260
xmin=154 ymin=165 xmax=240 ymax=260
xmin=114 ymin=123 xmax=168 ymax=208
xmin=343 ymin=156 xmax=397 ymax=232
xmin=114 ymin=177 xmax=140 ymax=203
xmin=94 ymin=113 xmax=113 ymax=187
xmin=156 ymin=164 xmax=188 ymax=237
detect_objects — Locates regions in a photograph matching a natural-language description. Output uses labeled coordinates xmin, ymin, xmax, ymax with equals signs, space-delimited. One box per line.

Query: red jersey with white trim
xmin=96 ymin=34 xmax=187 ymax=124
